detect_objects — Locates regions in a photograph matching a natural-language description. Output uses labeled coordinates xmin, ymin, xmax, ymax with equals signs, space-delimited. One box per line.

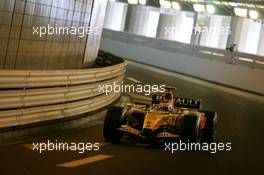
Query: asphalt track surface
xmin=0 ymin=61 xmax=263 ymax=175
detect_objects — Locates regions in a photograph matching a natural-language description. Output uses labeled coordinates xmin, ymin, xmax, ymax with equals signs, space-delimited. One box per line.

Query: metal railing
xmin=0 ymin=51 xmax=127 ymax=128
xmin=102 ymin=29 xmax=264 ymax=70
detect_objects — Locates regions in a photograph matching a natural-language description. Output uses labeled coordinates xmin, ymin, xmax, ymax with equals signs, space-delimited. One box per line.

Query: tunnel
xmin=0 ymin=0 xmax=263 ymax=175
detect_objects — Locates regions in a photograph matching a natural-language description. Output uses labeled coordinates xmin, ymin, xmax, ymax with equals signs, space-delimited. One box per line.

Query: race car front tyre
xmin=103 ymin=106 xmax=124 ymax=143
xmin=180 ymin=115 xmax=199 ymax=143
xmin=200 ymin=111 xmax=217 ymax=143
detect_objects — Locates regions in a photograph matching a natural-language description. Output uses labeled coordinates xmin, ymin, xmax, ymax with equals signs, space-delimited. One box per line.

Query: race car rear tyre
xmin=103 ymin=106 xmax=124 ymax=143
xmin=201 ymin=111 xmax=217 ymax=143
xmin=181 ymin=115 xmax=199 ymax=143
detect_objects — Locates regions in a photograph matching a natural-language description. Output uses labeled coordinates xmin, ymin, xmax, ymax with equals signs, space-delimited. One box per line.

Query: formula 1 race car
xmin=103 ymin=87 xmax=217 ymax=144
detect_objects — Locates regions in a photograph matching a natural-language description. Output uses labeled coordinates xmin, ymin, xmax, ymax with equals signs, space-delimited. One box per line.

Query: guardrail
xmin=102 ymin=29 xmax=264 ymax=70
xmin=0 ymin=51 xmax=127 ymax=128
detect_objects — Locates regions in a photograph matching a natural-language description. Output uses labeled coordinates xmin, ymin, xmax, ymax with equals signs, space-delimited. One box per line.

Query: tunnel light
xmin=249 ymin=10 xmax=258 ymax=19
xmin=246 ymin=4 xmax=255 ymax=8
xmin=160 ymin=0 xmax=171 ymax=9
xmin=228 ymin=2 xmax=238 ymax=7
xmin=172 ymin=2 xmax=181 ymax=10
xmin=222 ymin=1 xmax=229 ymax=6
xmin=127 ymin=0 xmax=138 ymax=4
xmin=206 ymin=4 xmax=215 ymax=13
xmin=213 ymin=1 xmax=220 ymax=5
xmin=193 ymin=4 xmax=206 ymax=13
xmin=234 ymin=8 xmax=248 ymax=18
xmin=139 ymin=0 xmax=146 ymax=5
xmin=256 ymin=5 xmax=264 ymax=9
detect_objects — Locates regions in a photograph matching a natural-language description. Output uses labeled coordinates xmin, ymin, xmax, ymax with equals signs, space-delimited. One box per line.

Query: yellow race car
xmin=103 ymin=87 xmax=217 ymax=144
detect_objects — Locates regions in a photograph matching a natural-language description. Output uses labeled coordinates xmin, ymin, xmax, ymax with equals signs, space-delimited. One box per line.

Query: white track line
xmin=22 ymin=144 xmax=33 ymax=150
xmin=99 ymin=142 xmax=111 ymax=147
xmin=57 ymin=154 xmax=113 ymax=168
xmin=126 ymin=77 xmax=142 ymax=83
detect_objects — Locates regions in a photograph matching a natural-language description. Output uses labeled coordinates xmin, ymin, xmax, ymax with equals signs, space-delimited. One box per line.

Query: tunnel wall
xmin=125 ymin=4 xmax=160 ymax=38
xmin=101 ymin=29 xmax=264 ymax=95
xmin=103 ymin=1 xmax=128 ymax=31
xmin=258 ymin=24 xmax=264 ymax=56
xmin=0 ymin=52 xmax=127 ymax=128
xmin=0 ymin=0 xmax=107 ymax=70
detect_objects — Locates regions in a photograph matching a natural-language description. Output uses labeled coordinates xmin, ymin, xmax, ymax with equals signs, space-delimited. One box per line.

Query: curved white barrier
xmin=0 ymin=56 xmax=127 ymax=128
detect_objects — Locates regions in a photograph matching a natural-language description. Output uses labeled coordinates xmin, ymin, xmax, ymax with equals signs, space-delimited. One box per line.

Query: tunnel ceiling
xmin=115 ymin=0 xmax=264 ymax=18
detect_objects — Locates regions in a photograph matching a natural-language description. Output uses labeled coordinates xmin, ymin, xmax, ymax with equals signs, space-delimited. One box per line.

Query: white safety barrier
xmin=0 ymin=56 xmax=127 ymax=128
xmin=102 ymin=29 xmax=264 ymax=70
xmin=101 ymin=29 xmax=264 ymax=95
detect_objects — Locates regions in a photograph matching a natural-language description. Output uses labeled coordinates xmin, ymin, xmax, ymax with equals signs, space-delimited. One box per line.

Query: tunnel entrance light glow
xmin=249 ymin=10 xmax=258 ymax=19
xmin=222 ymin=1 xmax=228 ymax=6
xmin=193 ymin=4 xmax=205 ymax=13
xmin=169 ymin=1 xmax=263 ymax=10
xmin=213 ymin=1 xmax=220 ymax=5
xmin=139 ymin=0 xmax=146 ymax=5
xmin=234 ymin=8 xmax=248 ymax=18
xmin=206 ymin=5 xmax=215 ymax=14
xmin=228 ymin=2 xmax=237 ymax=7
xmin=172 ymin=2 xmax=181 ymax=10
xmin=160 ymin=0 xmax=171 ymax=9
xmin=128 ymin=0 xmax=138 ymax=4
xmin=256 ymin=5 xmax=264 ymax=9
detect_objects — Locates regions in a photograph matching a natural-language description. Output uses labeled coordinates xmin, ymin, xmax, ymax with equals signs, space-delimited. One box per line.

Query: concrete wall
xmin=125 ymin=4 xmax=160 ymax=38
xmin=258 ymin=24 xmax=264 ymax=56
xmin=103 ymin=2 xmax=128 ymax=31
xmin=229 ymin=17 xmax=262 ymax=54
xmin=0 ymin=0 xmax=108 ymax=70
xmin=83 ymin=0 xmax=108 ymax=65
xmin=101 ymin=35 xmax=264 ymax=95
xmin=199 ymin=15 xmax=231 ymax=49
xmin=157 ymin=11 xmax=194 ymax=44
